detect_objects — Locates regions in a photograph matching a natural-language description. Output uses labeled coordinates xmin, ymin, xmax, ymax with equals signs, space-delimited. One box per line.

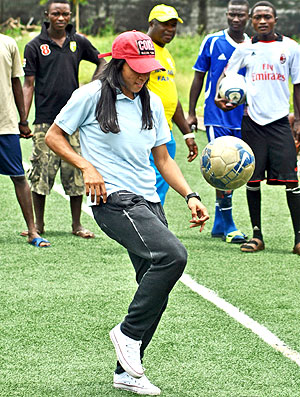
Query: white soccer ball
xmin=218 ymin=74 xmax=247 ymax=105
xmin=200 ymin=136 xmax=255 ymax=190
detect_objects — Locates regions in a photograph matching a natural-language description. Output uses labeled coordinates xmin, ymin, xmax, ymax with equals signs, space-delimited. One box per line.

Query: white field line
xmin=180 ymin=273 xmax=300 ymax=367
xmin=23 ymin=162 xmax=300 ymax=367
xmin=52 ymin=181 xmax=93 ymax=217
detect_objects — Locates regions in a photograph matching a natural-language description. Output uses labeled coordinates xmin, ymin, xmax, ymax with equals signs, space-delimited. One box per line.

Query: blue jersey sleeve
xmin=193 ymin=35 xmax=212 ymax=73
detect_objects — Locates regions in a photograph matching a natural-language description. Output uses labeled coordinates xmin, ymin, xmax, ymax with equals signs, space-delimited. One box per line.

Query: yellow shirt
xmin=147 ymin=43 xmax=178 ymax=130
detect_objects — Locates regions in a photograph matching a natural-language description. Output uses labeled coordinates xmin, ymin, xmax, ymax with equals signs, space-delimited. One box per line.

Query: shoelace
xmin=124 ymin=374 xmax=150 ymax=387
xmin=125 ymin=340 xmax=142 ymax=359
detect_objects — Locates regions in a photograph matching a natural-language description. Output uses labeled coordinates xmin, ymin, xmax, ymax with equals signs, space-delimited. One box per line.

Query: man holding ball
xmin=188 ymin=0 xmax=250 ymax=244
xmin=216 ymin=1 xmax=300 ymax=255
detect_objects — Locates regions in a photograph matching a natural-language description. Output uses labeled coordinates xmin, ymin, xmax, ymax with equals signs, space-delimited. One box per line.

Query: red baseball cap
xmin=98 ymin=30 xmax=165 ymax=74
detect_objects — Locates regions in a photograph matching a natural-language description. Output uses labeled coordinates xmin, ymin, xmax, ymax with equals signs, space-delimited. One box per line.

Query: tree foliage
xmin=2 ymin=0 xmax=300 ymax=36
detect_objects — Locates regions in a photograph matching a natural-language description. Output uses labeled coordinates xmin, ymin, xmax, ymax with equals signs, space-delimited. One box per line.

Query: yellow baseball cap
xmin=148 ymin=4 xmax=183 ymax=24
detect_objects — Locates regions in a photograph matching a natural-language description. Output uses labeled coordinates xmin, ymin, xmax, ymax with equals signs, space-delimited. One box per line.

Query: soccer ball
xmin=218 ymin=74 xmax=247 ymax=105
xmin=200 ymin=136 xmax=255 ymax=190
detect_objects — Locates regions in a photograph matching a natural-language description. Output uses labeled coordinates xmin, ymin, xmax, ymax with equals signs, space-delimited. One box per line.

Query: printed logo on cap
xmin=136 ymin=39 xmax=155 ymax=56
xmin=40 ymin=44 xmax=51 ymax=56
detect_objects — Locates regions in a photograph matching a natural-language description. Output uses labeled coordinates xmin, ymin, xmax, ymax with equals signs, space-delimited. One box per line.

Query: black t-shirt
xmin=24 ymin=22 xmax=100 ymax=124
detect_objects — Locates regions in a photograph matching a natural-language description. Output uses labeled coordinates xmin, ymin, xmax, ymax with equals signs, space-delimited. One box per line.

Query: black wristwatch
xmin=19 ymin=120 xmax=29 ymax=126
xmin=185 ymin=192 xmax=201 ymax=203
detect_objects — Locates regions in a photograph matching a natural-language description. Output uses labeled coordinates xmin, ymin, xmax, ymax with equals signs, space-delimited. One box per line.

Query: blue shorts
xmin=206 ymin=125 xmax=242 ymax=142
xmin=0 ymin=134 xmax=25 ymax=176
xmin=149 ymin=131 xmax=176 ymax=206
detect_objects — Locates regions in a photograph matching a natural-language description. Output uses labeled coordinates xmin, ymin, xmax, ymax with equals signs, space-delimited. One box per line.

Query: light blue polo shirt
xmin=54 ymin=80 xmax=171 ymax=204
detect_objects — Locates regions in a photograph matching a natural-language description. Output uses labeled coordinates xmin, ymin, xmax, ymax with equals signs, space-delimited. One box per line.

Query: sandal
xmin=223 ymin=230 xmax=247 ymax=244
xmin=29 ymin=237 xmax=51 ymax=248
xmin=240 ymin=238 xmax=265 ymax=253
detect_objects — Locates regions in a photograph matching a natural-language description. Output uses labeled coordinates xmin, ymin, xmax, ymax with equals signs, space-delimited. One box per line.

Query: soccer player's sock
xmin=218 ymin=191 xmax=238 ymax=235
xmin=286 ymin=186 xmax=300 ymax=245
xmin=246 ymin=184 xmax=263 ymax=241
xmin=211 ymin=202 xmax=224 ymax=236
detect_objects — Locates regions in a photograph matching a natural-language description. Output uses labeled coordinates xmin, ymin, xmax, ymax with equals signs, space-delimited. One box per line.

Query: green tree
xmin=72 ymin=0 xmax=88 ymax=31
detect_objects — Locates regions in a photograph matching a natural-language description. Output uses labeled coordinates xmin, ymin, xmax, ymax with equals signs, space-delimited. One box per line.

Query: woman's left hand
xmin=188 ymin=197 xmax=209 ymax=232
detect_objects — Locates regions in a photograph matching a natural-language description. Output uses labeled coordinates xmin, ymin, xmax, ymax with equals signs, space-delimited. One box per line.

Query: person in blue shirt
xmin=45 ymin=30 xmax=209 ymax=395
xmin=0 ymin=33 xmax=50 ymax=248
xmin=188 ymin=0 xmax=249 ymax=244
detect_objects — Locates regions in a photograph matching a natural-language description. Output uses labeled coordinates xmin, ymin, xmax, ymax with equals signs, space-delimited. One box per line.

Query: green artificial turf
xmin=1 ymin=31 xmax=299 ymax=397
xmin=1 ymin=129 xmax=300 ymax=396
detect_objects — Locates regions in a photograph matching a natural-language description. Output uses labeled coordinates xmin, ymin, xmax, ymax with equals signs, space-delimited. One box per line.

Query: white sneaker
xmin=109 ymin=323 xmax=144 ymax=378
xmin=114 ymin=372 xmax=161 ymax=395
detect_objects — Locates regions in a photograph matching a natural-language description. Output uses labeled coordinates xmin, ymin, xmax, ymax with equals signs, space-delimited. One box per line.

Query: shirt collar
xmin=40 ymin=21 xmax=75 ymax=41
xmin=251 ymin=32 xmax=283 ymax=44
xmin=116 ymin=89 xmax=138 ymax=101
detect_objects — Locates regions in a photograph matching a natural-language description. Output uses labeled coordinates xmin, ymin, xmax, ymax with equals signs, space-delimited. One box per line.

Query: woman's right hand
xmin=82 ymin=164 xmax=107 ymax=204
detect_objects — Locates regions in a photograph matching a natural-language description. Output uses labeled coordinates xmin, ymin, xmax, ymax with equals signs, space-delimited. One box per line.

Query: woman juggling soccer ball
xmin=45 ymin=30 xmax=209 ymax=395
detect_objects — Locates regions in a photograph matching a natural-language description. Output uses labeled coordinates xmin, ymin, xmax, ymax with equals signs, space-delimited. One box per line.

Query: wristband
xmin=19 ymin=120 xmax=29 ymax=126
xmin=185 ymin=192 xmax=201 ymax=203
xmin=183 ymin=132 xmax=195 ymax=140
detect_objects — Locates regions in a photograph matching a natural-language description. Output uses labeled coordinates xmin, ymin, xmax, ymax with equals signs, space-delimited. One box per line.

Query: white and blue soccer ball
xmin=200 ymin=136 xmax=255 ymax=190
xmin=218 ymin=74 xmax=247 ymax=105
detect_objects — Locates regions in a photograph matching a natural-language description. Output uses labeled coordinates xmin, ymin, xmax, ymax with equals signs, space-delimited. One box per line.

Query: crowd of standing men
xmin=1 ymin=0 xmax=300 ymax=395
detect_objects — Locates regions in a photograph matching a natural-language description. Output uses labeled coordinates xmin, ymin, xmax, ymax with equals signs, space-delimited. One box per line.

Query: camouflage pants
xmin=27 ymin=123 xmax=85 ymax=196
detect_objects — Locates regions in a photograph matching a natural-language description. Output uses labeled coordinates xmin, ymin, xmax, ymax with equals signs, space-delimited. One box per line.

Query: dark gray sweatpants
xmin=92 ymin=190 xmax=187 ymax=367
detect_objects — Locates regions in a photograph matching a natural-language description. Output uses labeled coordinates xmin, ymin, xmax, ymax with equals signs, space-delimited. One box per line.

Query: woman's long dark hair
xmin=95 ymin=59 xmax=153 ymax=133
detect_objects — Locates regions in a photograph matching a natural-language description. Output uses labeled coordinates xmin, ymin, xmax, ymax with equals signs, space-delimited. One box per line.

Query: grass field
xmin=1 ymin=32 xmax=300 ymax=396
xmin=1 ymin=130 xmax=300 ymax=396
